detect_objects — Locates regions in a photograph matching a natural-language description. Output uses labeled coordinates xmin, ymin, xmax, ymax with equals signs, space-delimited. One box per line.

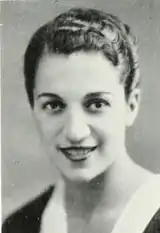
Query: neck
xmin=65 ymin=171 xmax=108 ymax=216
xmin=56 ymin=150 xmax=150 ymax=220
xmin=63 ymin=151 xmax=139 ymax=217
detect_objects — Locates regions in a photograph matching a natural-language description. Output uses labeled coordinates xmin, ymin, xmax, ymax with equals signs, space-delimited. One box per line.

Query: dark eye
xmin=42 ymin=100 xmax=66 ymax=114
xmin=84 ymin=99 xmax=110 ymax=113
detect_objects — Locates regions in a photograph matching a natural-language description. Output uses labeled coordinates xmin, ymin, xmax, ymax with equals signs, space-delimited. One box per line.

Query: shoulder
xmin=2 ymin=186 xmax=54 ymax=233
xmin=143 ymin=174 xmax=160 ymax=232
xmin=112 ymin=174 xmax=160 ymax=233
xmin=135 ymin=174 xmax=160 ymax=233
xmin=143 ymin=207 xmax=160 ymax=233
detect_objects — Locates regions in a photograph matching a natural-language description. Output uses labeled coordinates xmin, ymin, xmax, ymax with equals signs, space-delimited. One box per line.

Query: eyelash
xmin=42 ymin=100 xmax=66 ymax=114
xmin=84 ymin=98 xmax=111 ymax=113
xmin=42 ymin=98 xmax=111 ymax=114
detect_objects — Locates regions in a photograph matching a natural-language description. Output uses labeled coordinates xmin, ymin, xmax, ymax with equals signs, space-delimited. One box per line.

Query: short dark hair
xmin=24 ymin=8 xmax=140 ymax=107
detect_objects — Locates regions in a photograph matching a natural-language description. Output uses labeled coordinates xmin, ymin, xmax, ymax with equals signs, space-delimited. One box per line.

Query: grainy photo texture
xmin=1 ymin=1 xmax=160 ymax=233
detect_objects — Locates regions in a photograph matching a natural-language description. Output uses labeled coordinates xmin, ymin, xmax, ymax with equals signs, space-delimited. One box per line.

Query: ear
xmin=125 ymin=88 xmax=141 ymax=127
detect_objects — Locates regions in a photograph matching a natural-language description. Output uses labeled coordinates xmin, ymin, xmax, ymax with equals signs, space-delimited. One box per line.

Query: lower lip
xmin=60 ymin=147 xmax=97 ymax=162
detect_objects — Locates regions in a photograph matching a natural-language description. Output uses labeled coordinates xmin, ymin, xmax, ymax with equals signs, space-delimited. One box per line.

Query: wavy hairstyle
xmin=24 ymin=8 xmax=140 ymax=107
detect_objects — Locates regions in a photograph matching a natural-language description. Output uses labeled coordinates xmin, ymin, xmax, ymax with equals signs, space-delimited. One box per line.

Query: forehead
xmin=35 ymin=52 xmax=122 ymax=96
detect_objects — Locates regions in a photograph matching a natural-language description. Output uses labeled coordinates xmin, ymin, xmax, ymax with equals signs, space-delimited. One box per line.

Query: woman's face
xmin=33 ymin=51 xmax=137 ymax=182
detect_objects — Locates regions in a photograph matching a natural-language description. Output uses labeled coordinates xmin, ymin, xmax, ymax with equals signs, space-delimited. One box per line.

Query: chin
xmin=55 ymin=150 xmax=116 ymax=183
xmin=59 ymin=165 xmax=111 ymax=184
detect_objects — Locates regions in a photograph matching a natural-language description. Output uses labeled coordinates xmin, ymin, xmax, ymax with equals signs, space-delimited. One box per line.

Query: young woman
xmin=3 ymin=8 xmax=160 ymax=233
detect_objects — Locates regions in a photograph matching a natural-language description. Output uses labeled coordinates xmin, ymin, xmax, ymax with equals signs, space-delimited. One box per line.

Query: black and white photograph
xmin=1 ymin=0 xmax=160 ymax=232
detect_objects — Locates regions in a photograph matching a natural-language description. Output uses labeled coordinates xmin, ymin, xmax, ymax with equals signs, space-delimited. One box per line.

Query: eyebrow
xmin=37 ymin=91 xmax=113 ymax=101
xmin=37 ymin=93 xmax=63 ymax=100
xmin=84 ymin=92 xmax=113 ymax=99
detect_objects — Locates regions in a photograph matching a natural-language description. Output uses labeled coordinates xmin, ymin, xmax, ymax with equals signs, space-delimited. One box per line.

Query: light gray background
xmin=1 ymin=0 xmax=160 ymax=218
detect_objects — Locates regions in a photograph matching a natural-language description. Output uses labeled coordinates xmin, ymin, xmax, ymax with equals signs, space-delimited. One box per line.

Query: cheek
xmin=111 ymin=104 xmax=126 ymax=132
xmin=93 ymin=112 xmax=126 ymax=144
xmin=34 ymin=113 xmax=63 ymax=144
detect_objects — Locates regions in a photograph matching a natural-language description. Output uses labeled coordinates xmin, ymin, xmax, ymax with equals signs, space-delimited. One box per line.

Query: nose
xmin=63 ymin=111 xmax=91 ymax=144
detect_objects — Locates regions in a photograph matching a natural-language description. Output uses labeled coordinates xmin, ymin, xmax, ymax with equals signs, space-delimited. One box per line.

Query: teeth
xmin=67 ymin=149 xmax=91 ymax=157
xmin=60 ymin=147 xmax=97 ymax=161
xmin=65 ymin=150 xmax=91 ymax=159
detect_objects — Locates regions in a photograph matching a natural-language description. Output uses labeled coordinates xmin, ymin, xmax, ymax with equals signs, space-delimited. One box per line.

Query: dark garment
xmin=2 ymin=186 xmax=54 ymax=233
xmin=2 ymin=186 xmax=160 ymax=233
xmin=144 ymin=209 xmax=160 ymax=233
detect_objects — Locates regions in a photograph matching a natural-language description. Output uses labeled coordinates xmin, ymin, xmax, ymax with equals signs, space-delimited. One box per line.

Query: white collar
xmin=40 ymin=175 xmax=160 ymax=233
xmin=111 ymin=174 xmax=160 ymax=233
xmin=40 ymin=180 xmax=67 ymax=233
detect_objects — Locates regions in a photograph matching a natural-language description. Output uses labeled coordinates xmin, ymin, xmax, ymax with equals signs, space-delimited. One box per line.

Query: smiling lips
xmin=59 ymin=146 xmax=98 ymax=162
